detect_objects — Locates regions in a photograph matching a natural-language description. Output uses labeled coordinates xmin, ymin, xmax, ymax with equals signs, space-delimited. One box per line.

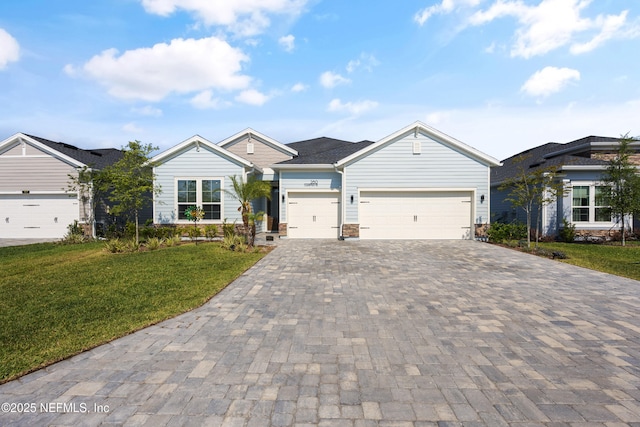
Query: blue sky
xmin=1 ymin=0 xmax=638 ymax=160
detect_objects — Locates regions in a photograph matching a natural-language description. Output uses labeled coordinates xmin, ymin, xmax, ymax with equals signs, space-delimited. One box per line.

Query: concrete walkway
xmin=1 ymin=240 xmax=640 ymax=426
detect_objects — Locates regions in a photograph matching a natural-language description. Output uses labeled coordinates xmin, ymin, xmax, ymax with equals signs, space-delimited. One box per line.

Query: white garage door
xmin=0 ymin=194 xmax=79 ymax=238
xmin=359 ymin=191 xmax=473 ymax=240
xmin=287 ymin=192 xmax=340 ymax=239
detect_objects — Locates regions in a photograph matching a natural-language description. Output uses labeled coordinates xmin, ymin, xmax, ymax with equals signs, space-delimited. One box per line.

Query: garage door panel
xmin=360 ymin=191 xmax=472 ymax=240
xmin=0 ymin=194 xmax=79 ymax=238
xmin=287 ymin=192 xmax=339 ymax=239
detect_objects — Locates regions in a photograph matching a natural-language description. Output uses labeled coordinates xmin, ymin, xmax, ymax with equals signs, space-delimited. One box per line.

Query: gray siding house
xmin=491 ymin=135 xmax=638 ymax=238
xmin=0 ymin=133 xmax=122 ymax=238
xmin=152 ymin=122 xmax=501 ymax=240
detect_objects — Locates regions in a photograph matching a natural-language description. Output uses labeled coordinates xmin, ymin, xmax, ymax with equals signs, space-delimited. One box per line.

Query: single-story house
xmin=0 ymin=133 xmax=122 ymax=238
xmin=152 ymin=121 xmax=501 ymax=239
xmin=491 ymin=135 xmax=639 ymax=238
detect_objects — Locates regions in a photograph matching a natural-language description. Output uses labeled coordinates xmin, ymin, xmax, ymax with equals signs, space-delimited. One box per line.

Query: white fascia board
xmin=335 ymin=121 xmax=502 ymax=167
xmin=218 ymin=128 xmax=298 ymax=156
xmin=150 ymin=134 xmax=254 ymax=168
xmin=271 ymin=163 xmax=335 ymax=171
xmin=0 ymin=133 xmax=87 ymax=168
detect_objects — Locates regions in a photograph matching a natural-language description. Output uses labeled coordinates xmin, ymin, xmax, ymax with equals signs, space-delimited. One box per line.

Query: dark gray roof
xmin=491 ymin=136 xmax=623 ymax=184
xmin=277 ymin=137 xmax=375 ymax=165
xmin=25 ymin=134 xmax=122 ymax=169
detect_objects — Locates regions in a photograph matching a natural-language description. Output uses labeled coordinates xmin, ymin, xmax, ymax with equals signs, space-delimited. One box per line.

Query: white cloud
xmin=414 ymin=0 xmax=481 ymax=25
xmin=320 ymin=71 xmax=350 ymax=89
xmin=235 ymin=89 xmax=269 ymax=106
xmin=132 ymin=105 xmax=163 ymax=117
xmin=291 ymin=82 xmax=307 ymax=92
xmin=521 ymin=66 xmax=581 ymax=98
xmin=140 ymin=0 xmax=309 ymax=37
xmin=0 ymin=28 xmax=20 ymax=69
xmin=279 ymin=34 xmax=295 ymax=52
xmin=468 ymin=0 xmax=634 ymax=58
xmin=346 ymin=53 xmax=380 ymax=73
xmin=190 ymin=90 xmax=228 ymax=109
xmin=122 ymin=122 xmax=143 ymax=133
xmin=327 ymin=98 xmax=378 ymax=115
xmin=72 ymin=37 xmax=251 ymax=102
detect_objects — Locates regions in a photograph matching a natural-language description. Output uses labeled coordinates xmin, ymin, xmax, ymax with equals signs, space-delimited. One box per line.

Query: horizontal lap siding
xmin=280 ymin=171 xmax=341 ymax=223
xmin=0 ymin=154 xmax=77 ymax=192
xmin=224 ymin=137 xmax=292 ymax=169
xmin=154 ymin=146 xmax=246 ymax=224
xmin=344 ymin=135 xmax=489 ymax=224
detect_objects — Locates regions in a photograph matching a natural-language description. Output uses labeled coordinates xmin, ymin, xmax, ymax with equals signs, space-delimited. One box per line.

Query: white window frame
xmin=175 ymin=177 xmax=224 ymax=223
xmin=570 ymin=182 xmax=614 ymax=226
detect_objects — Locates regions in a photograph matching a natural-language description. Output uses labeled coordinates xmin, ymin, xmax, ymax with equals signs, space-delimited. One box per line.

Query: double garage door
xmin=0 ymin=194 xmax=79 ymax=238
xmin=359 ymin=191 xmax=473 ymax=240
xmin=286 ymin=190 xmax=473 ymax=240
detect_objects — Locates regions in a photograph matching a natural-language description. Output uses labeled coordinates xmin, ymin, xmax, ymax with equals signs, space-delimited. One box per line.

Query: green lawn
xmin=0 ymin=241 xmax=266 ymax=383
xmin=537 ymin=242 xmax=640 ymax=281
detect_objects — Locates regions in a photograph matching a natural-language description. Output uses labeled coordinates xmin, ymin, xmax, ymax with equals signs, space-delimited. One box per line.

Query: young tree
xmin=600 ymin=133 xmax=640 ymax=246
xmin=67 ymin=166 xmax=107 ymax=238
xmin=499 ymin=155 xmax=567 ymax=248
xmin=222 ymin=175 xmax=271 ymax=247
xmin=102 ymin=141 xmax=161 ymax=245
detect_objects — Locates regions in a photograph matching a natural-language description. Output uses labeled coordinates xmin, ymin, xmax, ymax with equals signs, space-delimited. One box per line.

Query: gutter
xmin=334 ymin=163 xmax=345 ymax=240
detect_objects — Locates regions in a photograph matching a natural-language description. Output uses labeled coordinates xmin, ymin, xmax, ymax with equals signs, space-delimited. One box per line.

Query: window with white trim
xmin=571 ymin=184 xmax=611 ymax=223
xmin=177 ymin=178 xmax=222 ymax=221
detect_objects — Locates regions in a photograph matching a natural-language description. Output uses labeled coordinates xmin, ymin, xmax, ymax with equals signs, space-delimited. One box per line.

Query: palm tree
xmin=224 ymin=175 xmax=271 ymax=247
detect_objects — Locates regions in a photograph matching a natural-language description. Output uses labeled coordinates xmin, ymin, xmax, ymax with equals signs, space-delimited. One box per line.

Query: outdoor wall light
xmin=350 ymin=195 xmax=354 ymax=203
xmin=282 ymin=194 xmax=285 ymax=203
xmin=480 ymin=194 xmax=485 ymax=203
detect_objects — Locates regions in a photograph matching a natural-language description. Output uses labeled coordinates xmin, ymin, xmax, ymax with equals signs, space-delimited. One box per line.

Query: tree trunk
xmin=135 ymin=211 xmax=139 ymax=245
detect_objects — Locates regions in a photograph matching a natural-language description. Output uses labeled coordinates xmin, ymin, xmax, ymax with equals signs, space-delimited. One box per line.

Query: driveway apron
xmin=1 ymin=240 xmax=640 ymax=426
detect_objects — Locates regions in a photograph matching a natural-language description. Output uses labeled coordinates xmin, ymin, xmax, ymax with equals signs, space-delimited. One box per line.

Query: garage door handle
xmin=414 ymin=215 xmax=417 ymax=222
xmin=313 ymin=215 xmax=316 ymax=222
xmin=360 ymin=201 xmax=370 ymax=203
xmin=360 ymin=226 xmax=370 ymax=229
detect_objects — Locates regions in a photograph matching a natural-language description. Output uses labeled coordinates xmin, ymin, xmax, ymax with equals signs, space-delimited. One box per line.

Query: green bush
xmin=559 ymin=218 xmax=576 ymax=243
xmin=146 ymin=237 xmax=163 ymax=251
xmin=487 ymin=222 xmax=527 ymax=243
xmin=221 ymin=234 xmax=246 ymax=251
xmin=204 ymin=224 xmax=218 ymax=239
xmin=140 ymin=225 xmax=178 ymax=240
xmin=165 ymin=235 xmax=182 ymax=247
xmin=60 ymin=221 xmax=87 ymax=244
xmin=104 ymin=238 xmax=125 ymax=253
xmin=222 ymin=219 xmax=236 ymax=238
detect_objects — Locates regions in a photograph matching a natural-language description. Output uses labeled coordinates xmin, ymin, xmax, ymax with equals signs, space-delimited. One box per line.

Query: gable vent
xmin=247 ymin=142 xmax=254 ymax=154
xmin=413 ymin=141 xmax=421 ymax=155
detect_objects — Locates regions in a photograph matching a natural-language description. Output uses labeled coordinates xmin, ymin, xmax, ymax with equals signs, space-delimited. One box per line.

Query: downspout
xmin=334 ymin=164 xmax=345 ymax=239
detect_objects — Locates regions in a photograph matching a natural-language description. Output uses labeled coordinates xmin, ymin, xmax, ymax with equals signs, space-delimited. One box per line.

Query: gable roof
xmin=0 ymin=133 xmax=122 ymax=169
xmin=335 ymin=121 xmax=501 ymax=167
xmin=491 ymin=135 xmax=634 ymax=185
xmin=150 ymin=134 xmax=257 ymax=170
xmin=276 ymin=137 xmax=375 ymax=166
xmin=218 ymin=128 xmax=298 ymax=156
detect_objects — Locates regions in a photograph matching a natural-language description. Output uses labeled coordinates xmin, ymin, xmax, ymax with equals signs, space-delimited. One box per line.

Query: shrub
xmin=124 ymin=240 xmax=140 ymax=253
xmin=146 ymin=237 xmax=163 ymax=251
xmin=165 ymin=235 xmax=182 ymax=247
xmin=222 ymin=219 xmax=236 ymax=238
xmin=104 ymin=238 xmax=125 ymax=253
xmin=221 ymin=234 xmax=246 ymax=251
xmin=487 ymin=222 xmax=527 ymax=243
xmin=559 ymin=218 xmax=576 ymax=243
xmin=187 ymin=226 xmax=202 ymax=242
xmin=204 ymin=224 xmax=218 ymax=239
xmin=60 ymin=221 xmax=88 ymax=244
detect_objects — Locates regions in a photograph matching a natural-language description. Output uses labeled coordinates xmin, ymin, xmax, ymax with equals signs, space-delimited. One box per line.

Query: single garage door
xmin=287 ymin=192 xmax=340 ymax=239
xmin=359 ymin=191 xmax=472 ymax=239
xmin=0 ymin=194 xmax=79 ymax=238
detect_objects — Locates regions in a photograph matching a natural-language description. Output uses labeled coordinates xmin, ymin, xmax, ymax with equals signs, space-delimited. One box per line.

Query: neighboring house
xmin=0 ymin=133 xmax=122 ymax=238
xmin=152 ymin=122 xmax=501 ymax=240
xmin=491 ymin=135 xmax=639 ymax=238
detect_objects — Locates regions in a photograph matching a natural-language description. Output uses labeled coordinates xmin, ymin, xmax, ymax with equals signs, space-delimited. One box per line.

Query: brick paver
xmin=1 ymin=240 xmax=640 ymax=426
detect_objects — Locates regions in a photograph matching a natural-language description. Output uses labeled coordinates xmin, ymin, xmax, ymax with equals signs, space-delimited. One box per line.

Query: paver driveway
xmin=1 ymin=240 xmax=640 ymax=426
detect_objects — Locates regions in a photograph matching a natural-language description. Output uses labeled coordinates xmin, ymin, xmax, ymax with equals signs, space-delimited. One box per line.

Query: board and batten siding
xmin=0 ymin=143 xmax=78 ymax=193
xmin=279 ymin=170 xmax=341 ymax=223
xmin=154 ymin=146 xmax=247 ymax=224
xmin=223 ymin=136 xmax=293 ymax=169
xmin=344 ymin=134 xmax=490 ymax=224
